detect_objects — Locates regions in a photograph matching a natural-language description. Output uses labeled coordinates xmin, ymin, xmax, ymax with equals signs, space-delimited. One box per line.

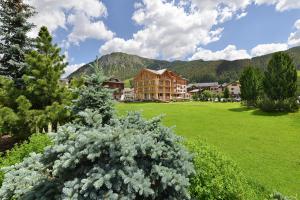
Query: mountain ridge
xmin=69 ymin=46 xmax=300 ymax=83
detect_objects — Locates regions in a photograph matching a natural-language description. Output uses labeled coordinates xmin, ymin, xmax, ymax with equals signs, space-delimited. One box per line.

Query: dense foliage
xmin=187 ymin=141 xmax=257 ymax=200
xmin=0 ymin=133 xmax=51 ymax=186
xmin=24 ymin=26 xmax=69 ymax=110
xmin=0 ymin=64 xmax=194 ymax=199
xmin=192 ymin=90 xmax=215 ymax=101
xmin=73 ymin=59 xmax=114 ymax=125
xmin=0 ymin=111 xmax=194 ymax=200
xmin=0 ymin=0 xmax=35 ymax=81
xmin=269 ymin=192 xmax=297 ymax=200
xmin=259 ymin=52 xmax=298 ymax=112
xmin=0 ymin=27 xmax=72 ymax=138
xmin=240 ymin=67 xmax=262 ymax=107
xmin=263 ymin=52 xmax=297 ymax=101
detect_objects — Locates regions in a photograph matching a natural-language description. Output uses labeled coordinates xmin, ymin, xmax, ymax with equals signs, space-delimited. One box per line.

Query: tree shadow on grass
xmin=251 ymin=109 xmax=289 ymax=116
xmin=228 ymin=107 xmax=289 ymax=116
xmin=228 ymin=107 xmax=253 ymax=113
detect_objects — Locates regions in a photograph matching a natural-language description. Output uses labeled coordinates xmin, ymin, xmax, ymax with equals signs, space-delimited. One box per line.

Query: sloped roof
xmin=189 ymin=82 xmax=219 ymax=88
xmin=189 ymin=89 xmax=200 ymax=93
xmin=145 ymin=68 xmax=167 ymax=75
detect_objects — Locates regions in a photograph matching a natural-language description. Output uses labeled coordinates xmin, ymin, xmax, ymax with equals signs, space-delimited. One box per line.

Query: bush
xmin=187 ymin=141 xmax=258 ymax=200
xmin=0 ymin=133 xmax=52 ymax=186
xmin=0 ymin=111 xmax=194 ymax=200
xmin=268 ymin=192 xmax=297 ymax=200
xmin=258 ymin=97 xmax=299 ymax=112
xmin=193 ymin=90 xmax=216 ymax=102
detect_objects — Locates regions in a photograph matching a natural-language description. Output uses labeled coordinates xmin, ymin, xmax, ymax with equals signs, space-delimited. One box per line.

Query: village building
xmin=216 ymin=83 xmax=228 ymax=94
xmin=226 ymin=81 xmax=241 ymax=97
xmin=103 ymin=78 xmax=125 ymax=100
xmin=134 ymin=68 xmax=189 ymax=101
xmin=187 ymin=81 xmax=241 ymax=98
xmin=122 ymin=88 xmax=135 ymax=101
xmin=188 ymin=82 xmax=219 ymax=93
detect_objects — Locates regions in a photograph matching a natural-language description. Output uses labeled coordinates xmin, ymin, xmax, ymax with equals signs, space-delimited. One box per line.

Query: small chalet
xmin=103 ymin=78 xmax=125 ymax=100
xmin=188 ymin=82 xmax=219 ymax=93
xmin=188 ymin=81 xmax=241 ymax=98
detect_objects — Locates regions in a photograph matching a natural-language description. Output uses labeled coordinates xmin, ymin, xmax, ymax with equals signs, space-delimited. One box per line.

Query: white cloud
xmin=254 ymin=0 xmax=300 ymax=11
xmin=101 ymin=0 xmax=300 ymax=60
xmin=100 ymin=0 xmax=252 ymax=60
xmin=288 ymin=19 xmax=300 ymax=47
xmin=100 ymin=38 xmax=158 ymax=58
xmin=25 ymin=0 xmax=113 ymax=45
xmin=63 ymin=63 xmax=85 ymax=78
xmin=189 ymin=45 xmax=251 ymax=61
xmin=250 ymin=43 xmax=288 ymax=57
xmin=25 ymin=0 xmax=300 ymax=62
xmin=67 ymin=12 xmax=114 ymax=46
xmin=294 ymin=19 xmax=300 ymax=29
xmin=236 ymin=12 xmax=248 ymax=19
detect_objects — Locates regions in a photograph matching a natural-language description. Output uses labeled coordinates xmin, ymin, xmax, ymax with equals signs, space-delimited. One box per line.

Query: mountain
xmin=68 ymin=46 xmax=300 ymax=83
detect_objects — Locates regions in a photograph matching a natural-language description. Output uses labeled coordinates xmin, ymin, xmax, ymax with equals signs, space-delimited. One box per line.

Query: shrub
xmin=0 ymin=111 xmax=194 ymax=200
xmin=268 ymin=192 xmax=297 ymax=200
xmin=193 ymin=90 xmax=216 ymax=102
xmin=258 ymin=97 xmax=299 ymax=112
xmin=0 ymin=133 xmax=52 ymax=186
xmin=187 ymin=141 xmax=257 ymax=200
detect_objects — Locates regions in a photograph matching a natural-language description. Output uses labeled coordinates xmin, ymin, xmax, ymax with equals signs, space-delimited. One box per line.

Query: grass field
xmin=117 ymin=102 xmax=300 ymax=196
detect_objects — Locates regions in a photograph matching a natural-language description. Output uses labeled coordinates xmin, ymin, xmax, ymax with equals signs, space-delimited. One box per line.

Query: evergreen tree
xmin=224 ymin=87 xmax=230 ymax=99
xmin=0 ymin=0 xmax=35 ymax=81
xmin=73 ymin=58 xmax=114 ymax=125
xmin=240 ymin=67 xmax=262 ymax=106
xmin=263 ymin=52 xmax=297 ymax=100
xmin=259 ymin=52 xmax=298 ymax=112
xmin=23 ymin=26 xmax=68 ymax=109
xmin=0 ymin=27 xmax=72 ymax=138
xmin=0 ymin=111 xmax=194 ymax=200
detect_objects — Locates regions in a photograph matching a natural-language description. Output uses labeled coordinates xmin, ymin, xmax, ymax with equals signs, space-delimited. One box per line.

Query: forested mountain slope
xmin=69 ymin=46 xmax=300 ymax=83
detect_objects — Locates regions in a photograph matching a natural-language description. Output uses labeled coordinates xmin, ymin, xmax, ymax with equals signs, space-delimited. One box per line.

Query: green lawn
xmin=116 ymin=102 xmax=300 ymax=196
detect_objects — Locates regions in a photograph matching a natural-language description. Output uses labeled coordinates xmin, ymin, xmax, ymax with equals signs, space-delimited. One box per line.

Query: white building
xmin=226 ymin=81 xmax=241 ymax=97
xmin=122 ymin=88 xmax=134 ymax=101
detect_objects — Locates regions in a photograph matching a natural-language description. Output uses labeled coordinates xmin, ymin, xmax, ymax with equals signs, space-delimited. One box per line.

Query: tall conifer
xmin=0 ymin=0 xmax=35 ymax=81
xmin=263 ymin=52 xmax=297 ymax=100
xmin=240 ymin=67 xmax=262 ymax=106
xmin=23 ymin=26 xmax=67 ymax=109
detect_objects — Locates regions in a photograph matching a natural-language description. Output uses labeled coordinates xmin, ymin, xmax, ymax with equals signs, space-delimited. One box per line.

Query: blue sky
xmin=27 ymin=0 xmax=300 ymax=76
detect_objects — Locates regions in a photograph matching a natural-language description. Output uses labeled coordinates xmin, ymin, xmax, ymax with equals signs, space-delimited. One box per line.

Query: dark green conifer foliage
xmin=0 ymin=27 xmax=72 ymax=138
xmin=240 ymin=67 xmax=262 ymax=106
xmin=224 ymin=87 xmax=230 ymax=99
xmin=263 ymin=52 xmax=297 ymax=100
xmin=23 ymin=26 xmax=68 ymax=109
xmin=73 ymin=58 xmax=114 ymax=125
xmin=0 ymin=0 xmax=35 ymax=81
